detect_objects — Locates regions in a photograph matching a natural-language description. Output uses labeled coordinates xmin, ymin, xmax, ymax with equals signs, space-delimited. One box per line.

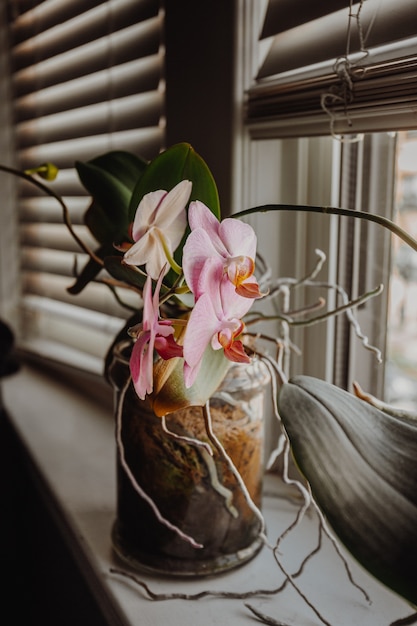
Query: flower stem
xmin=0 ymin=163 xmax=104 ymax=266
xmin=235 ymin=204 xmax=417 ymax=253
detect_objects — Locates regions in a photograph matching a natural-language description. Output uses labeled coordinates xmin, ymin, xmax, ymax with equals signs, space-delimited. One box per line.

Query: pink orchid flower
xmin=129 ymin=272 xmax=183 ymax=400
xmin=124 ymin=180 xmax=192 ymax=280
xmin=183 ymin=260 xmax=252 ymax=388
xmin=183 ymin=200 xmax=263 ymax=299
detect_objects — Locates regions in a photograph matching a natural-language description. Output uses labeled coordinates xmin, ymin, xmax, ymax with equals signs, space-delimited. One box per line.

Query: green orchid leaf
xmin=103 ymin=257 xmax=176 ymax=304
xmin=277 ymin=375 xmax=417 ymax=606
xmin=85 ymin=150 xmax=147 ymax=191
xmin=84 ymin=199 xmax=118 ymax=245
xmin=66 ymin=243 xmax=115 ymax=295
xmin=76 ymin=151 xmax=147 ymax=243
xmin=104 ymin=255 xmax=147 ymax=291
xmin=150 ymin=345 xmax=230 ymax=417
xmin=128 ymin=143 xmax=220 ymax=223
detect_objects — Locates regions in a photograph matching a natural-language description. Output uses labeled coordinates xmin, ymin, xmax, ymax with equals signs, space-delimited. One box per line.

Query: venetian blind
xmin=7 ymin=0 xmax=165 ymax=372
xmin=247 ymin=0 xmax=417 ymax=137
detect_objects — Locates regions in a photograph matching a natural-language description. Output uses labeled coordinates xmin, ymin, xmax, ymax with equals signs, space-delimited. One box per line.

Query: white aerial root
xmin=115 ymin=376 xmax=203 ymax=549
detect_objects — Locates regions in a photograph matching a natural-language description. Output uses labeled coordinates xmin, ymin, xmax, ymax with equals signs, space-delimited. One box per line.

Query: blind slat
xmin=249 ymin=0 xmax=417 ymax=134
xmin=16 ymin=91 xmax=163 ymax=147
xmin=260 ymin=0 xmax=350 ymax=40
xmin=14 ymin=54 xmax=162 ymax=120
xmin=258 ymin=0 xmax=417 ymax=79
xmin=7 ymin=0 xmax=165 ymax=370
xmin=23 ymin=294 xmax=126 ymax=335
xmin=10 ymin=0 xmax=103 ymax=44
xmin=11 ymin=0 xmax=159 ymax=69
xmin=12 ymin=17 xmax=162 ymax=96
xmin=20 ymin=222 xmax=96 ymax=251
xmin=19 ymin=197 xmax=90 ymax=224
xmin=18 ymin=126 xmax=164 ymax=171
xmin=22 ymin=271 xmax=139 ymax=317
xmin=21 ymin=246 xmax=88 ymax=277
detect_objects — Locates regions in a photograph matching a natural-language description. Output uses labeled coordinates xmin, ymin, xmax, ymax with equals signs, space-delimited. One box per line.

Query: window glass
xmin=386 ymin=131 xmax=417 ymax=409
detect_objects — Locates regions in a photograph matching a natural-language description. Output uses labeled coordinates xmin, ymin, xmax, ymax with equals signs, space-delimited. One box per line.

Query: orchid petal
xmin=154 ymin=335 xmax=184 ymax=359
xmin=129 ymin=271 xmax=182 ymax=400
xmin=183 ymin=232 xmax=220 ymax=296
xmin=124 ymin=229 xmax=170 ymax=278
xmin=183 ymin=292 xmax=222 ymax=364
xmin=126 ymin=180 xmax=191 ymax=279
xmin=183 ymin=270 xmax=252 ymax=387
xmin=155 ymin=180 xmax=192 ymax=230
xmin=132 ymin=190 xmax=166 ymax=240
xmin=219 ymin=218 xmax=257 ymax=259
xmin=235 ymin=280 xmax=265 ymax=299
xmin=188 ymin=200 xmax=220 ymax=233
xmin=223 ymin=339 xmax=250 ymax=363
xmin=130 ymin=330 xmax=153 ymax=399
xmin=141 ymin=272 xmax=154 ymax=330
xmin=220 ymin=275 xmax=255 ymax=319
xmin=225 ymin=256 xmax=255 ymax=290
xmin=184 ymin=199 xmax=262 ymax=300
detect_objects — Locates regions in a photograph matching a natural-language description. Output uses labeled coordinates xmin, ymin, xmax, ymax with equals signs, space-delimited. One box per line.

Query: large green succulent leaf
xmin=277 ymin=375 xmax=417 ymax=607
xmin=76 ymin=150 xmax=147 ymax=244
xmin=128 ymin=142 xmax=220 ymax=223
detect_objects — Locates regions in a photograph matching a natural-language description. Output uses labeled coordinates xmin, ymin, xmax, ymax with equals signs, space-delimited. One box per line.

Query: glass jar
xmin=108 ymin=341 xmax=270 ymax=577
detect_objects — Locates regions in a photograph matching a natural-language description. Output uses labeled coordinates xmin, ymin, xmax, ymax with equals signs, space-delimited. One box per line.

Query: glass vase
xmin=108 ymin=341 xmax=270 ymax=577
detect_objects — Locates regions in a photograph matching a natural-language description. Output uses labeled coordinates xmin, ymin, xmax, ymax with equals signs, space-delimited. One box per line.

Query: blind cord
xmin=321 ymin=0 xmax=370 ymax=142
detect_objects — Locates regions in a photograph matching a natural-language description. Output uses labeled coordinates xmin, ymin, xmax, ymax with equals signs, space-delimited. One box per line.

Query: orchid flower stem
xmin=158 ymin=272 xmax=189 ymax=306
xmin=0 ymin=163 xmax=104 ymax=266
xmin=158 ymin=231 xmax=182 ymax=275
xmin=234 ymin=204 xmax=417 ymax=253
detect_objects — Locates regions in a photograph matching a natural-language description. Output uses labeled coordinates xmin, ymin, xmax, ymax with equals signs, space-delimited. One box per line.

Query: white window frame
xmin=233 ymin=0 xmax=342 ymax=384
xmin=0 ymin=0 xmax=412 ymax=401
xmin=233 ymin=0 xmax=414 ymax=398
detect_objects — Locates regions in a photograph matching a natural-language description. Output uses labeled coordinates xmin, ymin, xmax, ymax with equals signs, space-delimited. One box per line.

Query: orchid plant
xmin=63 ymin=142 xmax=409 ymax=416
xmin=4 ymin=143 xmax=417 ymax=624
xmin=69 ymin=143 xmax=271 ymax=416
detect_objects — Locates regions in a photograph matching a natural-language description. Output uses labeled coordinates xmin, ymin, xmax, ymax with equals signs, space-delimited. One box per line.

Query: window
xmin=1 ymin=0 xmax=165 ymax=373
xmin=386 ymin=131 xmax=417 ymax=409
xmin=0 ymin=0 xmax=238 ymax=376
xmin=238 ymin=0 xmax=417 ymax=400
xmin=1 ymin=0 xmax=416 ymax=403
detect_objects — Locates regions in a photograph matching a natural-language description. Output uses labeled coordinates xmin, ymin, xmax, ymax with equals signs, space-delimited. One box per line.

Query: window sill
xmin=2 ymin=364 xmax=411 ymax=625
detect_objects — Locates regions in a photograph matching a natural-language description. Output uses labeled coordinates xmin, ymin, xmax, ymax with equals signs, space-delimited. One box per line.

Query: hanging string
xmin=321 ymin=0 xmax=371 ymax=142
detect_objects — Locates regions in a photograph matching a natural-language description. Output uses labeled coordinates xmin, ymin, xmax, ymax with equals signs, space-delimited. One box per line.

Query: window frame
xmin=1 ymin=0 xmax=415 ymax=402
